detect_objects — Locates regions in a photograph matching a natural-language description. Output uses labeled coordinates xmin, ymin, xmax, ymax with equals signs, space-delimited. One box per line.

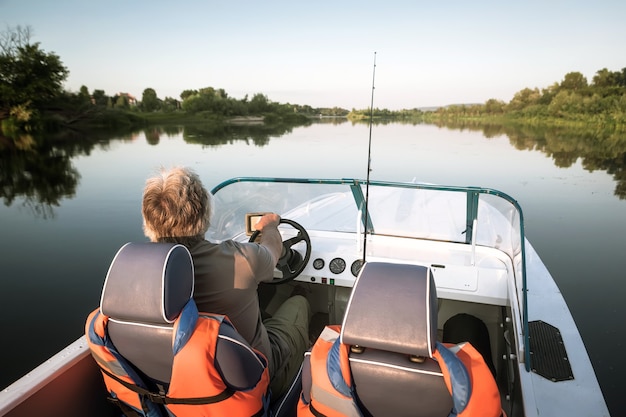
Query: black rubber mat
xmin=528 ymin=320 xmax=574 ymax=381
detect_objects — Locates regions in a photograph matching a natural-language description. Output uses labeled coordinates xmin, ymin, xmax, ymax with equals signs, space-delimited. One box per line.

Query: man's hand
xmin=253 ymin=213 xmax=284 ymax=262
xmin=254 ymin=213 xmax=281 ymax=231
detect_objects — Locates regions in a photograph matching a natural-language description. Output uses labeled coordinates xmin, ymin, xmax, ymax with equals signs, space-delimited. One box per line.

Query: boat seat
xmin=340 ymin=262 xmax=453 ymax=417
xmin=300 ymin=262 xmax=455 ymax=416
xmin=97 ymin=242 xmax=266 ymax=393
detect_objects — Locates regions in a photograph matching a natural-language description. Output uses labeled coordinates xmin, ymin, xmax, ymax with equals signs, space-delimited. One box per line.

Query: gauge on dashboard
xmin=329 ymin=257 xmax=346 ymax=274
xmin=313 ymin=258 xmax=325 ymax=270
xmin=351 ymin=259 xmax=364 ymax=277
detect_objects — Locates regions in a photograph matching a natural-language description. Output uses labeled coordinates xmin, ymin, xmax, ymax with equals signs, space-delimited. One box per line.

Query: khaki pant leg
xmin=264 ymin=295 xmax=311 ymax=398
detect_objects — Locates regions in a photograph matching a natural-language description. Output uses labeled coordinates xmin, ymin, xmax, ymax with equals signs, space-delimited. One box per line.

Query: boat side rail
xmin=0 ymin=336 xmax=114 ymax=417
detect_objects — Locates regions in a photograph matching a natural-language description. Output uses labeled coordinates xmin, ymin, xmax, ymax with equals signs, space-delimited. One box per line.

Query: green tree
xmin=141 ymin=87 xmax=160 ymax=112
xmin=507 ymin=88 xmax=540 ymax=111
xmin=92 ymin=89 xmax=108 ymax=107
xmin=560 ymin=72 xmax=588 ymax=91
xmin=216 ymin=88 xmax=228 ymax=99
xmin=181 ymin=93 xmax=206 ymax=113
xmin=198 ymin=87 xmax=216 ymax=96
xmin=0 ymin=26 xmax=69 ymax=113
xmin=592 ymin=68 xmax=618 ymax=88
xmin=161 ymin=97 xmax=180 ymax=112
xmin=78 ymin=85 xmax=91 ymax=104
xmin=583 ymin=93 xmax=604 ymax=115
xmin=484 ymin=99 xmax=506 ymax=114
xmin=618 ymin=68 xmax=626 ymax=87
xmin=180 ymin=89 xmax=197 ymax=100
xmin=547 ymin=91 xmax=583 ymax=117
xmin=249 ymin=93 xmax=270 ymax=114
xmin=539 ymin=83 xmax=559 ymax=105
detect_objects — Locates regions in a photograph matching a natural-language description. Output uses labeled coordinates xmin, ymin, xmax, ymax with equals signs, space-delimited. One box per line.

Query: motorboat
xmin=0 ymin=176 xmax=610 ymax=416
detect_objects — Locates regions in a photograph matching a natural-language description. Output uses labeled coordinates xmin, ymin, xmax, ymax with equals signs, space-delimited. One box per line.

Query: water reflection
xmin=0 ymin=125 xmax=149 ymax=218
xmin=137 ymin=120 xmax=316 ymax=147
xmin=0 ymin=120 xmax=313 ymax=218
xmin=1 ymin=133 xmax=80 ymax=219
xmin=361 ymin=119 xmax=626 ymax=199
xmin=2 ymin=119 xmax=626 ymax=221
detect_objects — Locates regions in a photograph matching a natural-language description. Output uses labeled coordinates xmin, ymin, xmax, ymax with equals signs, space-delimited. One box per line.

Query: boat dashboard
xmin=238 ymin=226 xmax=512 ymax=307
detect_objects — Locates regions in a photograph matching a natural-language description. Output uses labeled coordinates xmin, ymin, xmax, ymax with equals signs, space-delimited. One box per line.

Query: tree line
xmin=0 ymin=26 xmax=348 ymax=137
xmin=348 ymin=68 xmax=626 ymax=129
xmin=2 ymin=25 xmax=624 ymax=138
xmin=433 ymin=68 xmax=626 ymax=123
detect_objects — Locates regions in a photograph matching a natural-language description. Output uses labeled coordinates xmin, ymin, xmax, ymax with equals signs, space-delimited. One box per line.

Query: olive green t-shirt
xmin=188 ymin=239 xmax=275 ymax=362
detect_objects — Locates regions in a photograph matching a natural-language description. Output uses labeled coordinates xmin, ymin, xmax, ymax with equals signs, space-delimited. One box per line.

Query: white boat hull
xmin=0 ymin=177 xmax=610 ymax=416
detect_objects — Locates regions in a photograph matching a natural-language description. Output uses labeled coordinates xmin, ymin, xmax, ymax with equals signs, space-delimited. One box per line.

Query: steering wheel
xmin=249 ymin=218 xmax=311 ymax=284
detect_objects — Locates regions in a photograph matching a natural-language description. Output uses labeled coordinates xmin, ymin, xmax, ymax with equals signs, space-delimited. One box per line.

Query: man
xmin=142 ymin=166 xmax=310 ymax=398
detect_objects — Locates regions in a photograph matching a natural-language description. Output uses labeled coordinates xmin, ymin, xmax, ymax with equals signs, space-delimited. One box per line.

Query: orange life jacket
xmin=86 ymin=302 xmax=270 ymax=417
xmin=297 ymin=325 xmax=361 ymax=417
xmin=434 ymin=341 xmax=502 ymax=417
xmin=298 ymin=325 xmax=502 ymax=417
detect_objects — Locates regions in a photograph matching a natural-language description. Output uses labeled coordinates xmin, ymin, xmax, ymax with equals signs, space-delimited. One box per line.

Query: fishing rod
xmin=362 ymin=52 xmax=376 ymax=262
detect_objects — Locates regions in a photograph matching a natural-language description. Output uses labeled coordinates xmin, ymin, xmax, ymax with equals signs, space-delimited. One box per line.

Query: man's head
xmin=142 ymin=166 xmax=211 ymax=242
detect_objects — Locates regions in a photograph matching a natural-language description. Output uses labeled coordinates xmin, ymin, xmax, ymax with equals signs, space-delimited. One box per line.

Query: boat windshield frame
xmin=209 ymin=176 xmax=531 ymax=369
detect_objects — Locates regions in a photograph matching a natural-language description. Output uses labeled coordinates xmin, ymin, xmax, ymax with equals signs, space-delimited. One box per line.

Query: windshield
xmin=208 ymin=177 xmax=529 ymax=367
xmin=208 ymin=178 xmax=524 ymax=261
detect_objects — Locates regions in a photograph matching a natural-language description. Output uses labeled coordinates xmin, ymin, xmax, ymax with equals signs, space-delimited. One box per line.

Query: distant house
xmin=117 ymin=92 xmax=138 ymax=106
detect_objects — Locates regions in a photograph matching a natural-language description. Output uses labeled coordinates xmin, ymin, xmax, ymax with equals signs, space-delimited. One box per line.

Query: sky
xmin=1 ymin=0 xmax=625 ymax=110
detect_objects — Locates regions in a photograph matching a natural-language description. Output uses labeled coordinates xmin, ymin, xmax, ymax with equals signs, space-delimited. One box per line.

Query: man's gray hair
xmin=142 ymin=166 xmax=212 ymax=242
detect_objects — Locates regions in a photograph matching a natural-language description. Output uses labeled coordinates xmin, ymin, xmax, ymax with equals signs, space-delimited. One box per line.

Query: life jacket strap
xmin=106 ymin=396 xmax=145 ymax=417
xmin=309 ymin=402 xmax=328 ymax=417
xmin=100 ymin=365 xmax=236 ymax=405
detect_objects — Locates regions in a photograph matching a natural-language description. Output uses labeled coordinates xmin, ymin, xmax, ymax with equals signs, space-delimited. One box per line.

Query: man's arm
xmin=253 ymin=213 xmax=283 ymax=265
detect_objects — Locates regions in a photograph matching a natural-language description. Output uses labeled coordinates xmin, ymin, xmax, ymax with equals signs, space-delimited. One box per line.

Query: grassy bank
xmin=418 ymin=112 xmax=626 ymax=132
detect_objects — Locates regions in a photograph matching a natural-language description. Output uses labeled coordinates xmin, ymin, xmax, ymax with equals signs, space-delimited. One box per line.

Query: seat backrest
xmin=99 ymin=242 xmax=266 ymax=389
xmin=101 ymin=242 xmax=193 ymax=382
xmin=340 ymin=262 xmax=453 ymax=417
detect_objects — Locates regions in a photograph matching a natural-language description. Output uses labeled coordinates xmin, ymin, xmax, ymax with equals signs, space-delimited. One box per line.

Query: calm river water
xmin=1 ymin=120 xmax=625 ymax=414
